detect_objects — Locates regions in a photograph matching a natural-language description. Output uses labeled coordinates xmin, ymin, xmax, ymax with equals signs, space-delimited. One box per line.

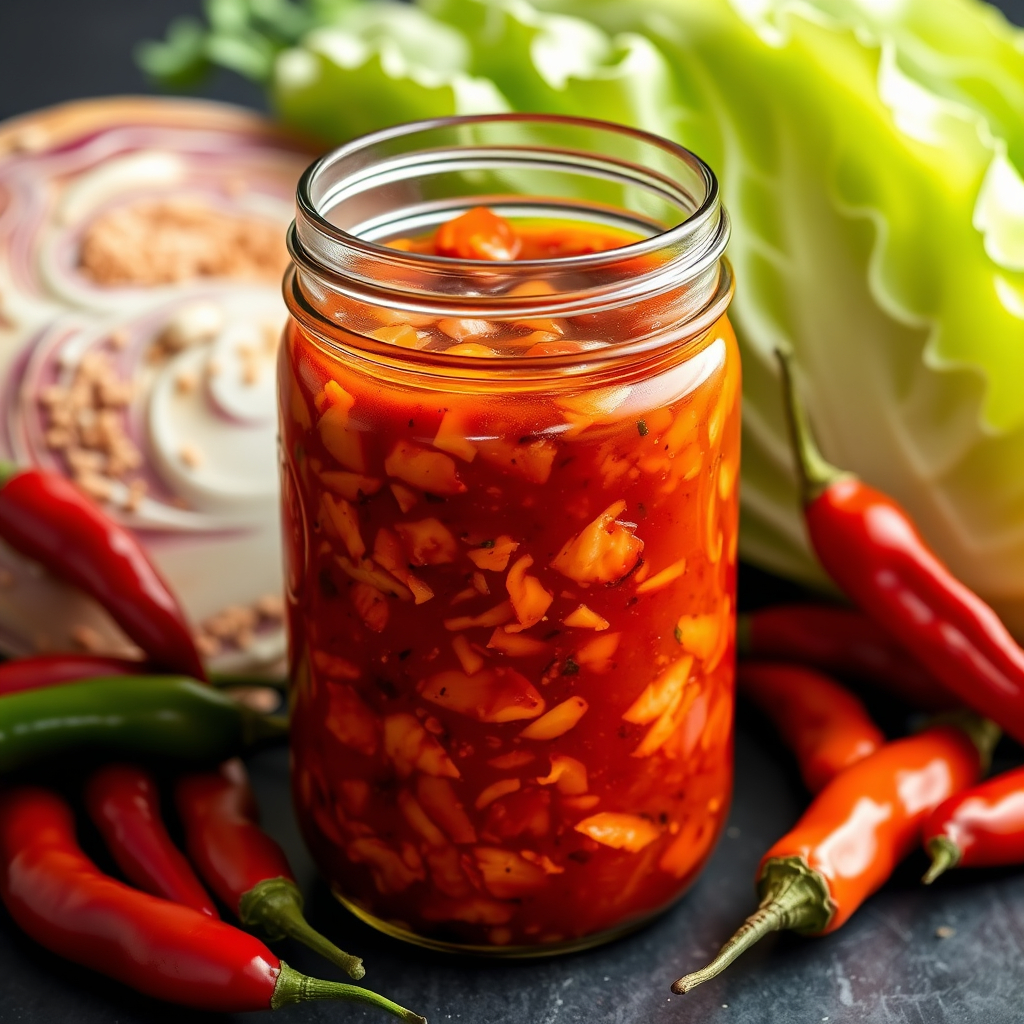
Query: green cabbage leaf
xmin=143 ymin=0 xmax=1024 ymax=635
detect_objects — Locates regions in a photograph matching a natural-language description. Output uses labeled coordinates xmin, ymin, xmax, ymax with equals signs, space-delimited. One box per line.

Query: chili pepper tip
xmin=922 ymin=835 xmax=961 ymax=885
xmin=240 ymin=877 xmax=365 ymax=980
xmin=270 ymin=961 xmax=426 ymax=1021
xmin=672 ymin=856 xmax=832 ymax=994
xmin=773 ymin=345 xmax=850 ymax=503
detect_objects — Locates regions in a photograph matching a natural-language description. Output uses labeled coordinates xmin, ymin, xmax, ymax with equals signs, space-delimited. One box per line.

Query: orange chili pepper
xmin=673 ymin=714 xmax=997 ymax=994
xmin=738 ymin=662 xmax=884 ymax=793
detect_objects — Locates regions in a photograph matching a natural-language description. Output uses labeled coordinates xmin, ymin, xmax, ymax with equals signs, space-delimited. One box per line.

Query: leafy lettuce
xmin=143 ymin=0 xmax=1024 ymax=634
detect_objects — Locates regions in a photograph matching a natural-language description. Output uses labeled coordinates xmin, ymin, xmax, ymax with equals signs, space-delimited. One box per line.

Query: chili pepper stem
xmin=774 ymin=345 xmax=852 ymax=503
xmin=923 ymin=835 xmax=961 ymax=885
xmin=672 ymin=856 xmax=833 ymax=994
xmin=927 ymin=712 xmax=1001 ymax=774
xmin=270 ymin=961 xmax=425 ymax=1021
xmin=240 ymin=877 xmax=364 ymax=980
xmin=241 ymin=713 xmax=289 ymax=747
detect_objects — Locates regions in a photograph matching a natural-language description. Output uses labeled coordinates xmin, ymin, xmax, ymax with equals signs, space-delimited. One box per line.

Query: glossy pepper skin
xmin=0 ymin=788 xmax=424 ymax=1019
xmin=737 ymin=604 xmax=956 ymax=711
xmin=921 ymin=766 xmax=1024 ymax=883
xmin=0 ymin=464 xmax=205 ymax=680
xmin=0 ymin=675 xmax=285 ymax=773
xmin=176 ymin=759 xmax=364 ymax=980
xmin=761 ymin=723 xmax=984 ymax=933
xmin=0 ymin=653 xmax=140 ymax=697
xmin=776 ymin=347 xmax=1024 ymax=744
xmin=674 ymin=716 xmax=996 ymax=993
xmin=85 ymin=763 xmax=218 ymax=917
xmin=737 ymin=662 xmax=884 ymax=793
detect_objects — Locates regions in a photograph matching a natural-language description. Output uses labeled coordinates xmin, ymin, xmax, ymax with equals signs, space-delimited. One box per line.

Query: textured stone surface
xmin=3 ymin=723 xmax=1024 ymax=1024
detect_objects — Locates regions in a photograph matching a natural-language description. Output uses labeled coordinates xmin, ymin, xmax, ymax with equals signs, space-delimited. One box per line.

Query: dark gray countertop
xmin=2 ymin=3 xmax=1024 ymax=1021
xmin=5 ymin=709 xmax=1024 ymax=1024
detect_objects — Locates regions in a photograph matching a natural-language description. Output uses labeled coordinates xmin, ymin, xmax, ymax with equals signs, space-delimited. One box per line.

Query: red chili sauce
xmin=280 ymin=207 xmax=740 ymax=951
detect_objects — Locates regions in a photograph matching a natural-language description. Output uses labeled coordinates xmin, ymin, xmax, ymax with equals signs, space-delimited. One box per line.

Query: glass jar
xmin=280 ymin=115 xmax=738 ymax=956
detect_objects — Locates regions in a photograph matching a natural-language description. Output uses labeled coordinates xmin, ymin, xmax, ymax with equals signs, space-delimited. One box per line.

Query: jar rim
xmin=294 ymin=113 xmax=727 ymax=278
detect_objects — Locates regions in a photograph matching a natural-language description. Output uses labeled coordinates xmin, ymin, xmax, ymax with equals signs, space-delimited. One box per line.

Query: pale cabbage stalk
xmin=147 ymin=0 xmax=1024 ymax=634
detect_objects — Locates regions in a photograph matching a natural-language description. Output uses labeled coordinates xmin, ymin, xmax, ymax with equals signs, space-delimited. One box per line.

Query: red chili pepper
xmin=673 ymin=714 xmax=997 ymax=993
xmin=0 ymin=787 xmax=424 ymax=1019
xmin=738 ymin=662 xmax=885 ymax=793
xmin=920 ymin=765 xmax=1024 ymax=883
xmin=175 ymin=758 xmax=364 ymax=980
xmin=0 ymin=653 xmax=140 ymax=697
xmin=85 ymin=763 xmax=217 ymax=918
xmin=738 ymin=604 xmax=957 ymax=711
xmin=0 ymin=464 xmax=205 ymax=680
xmin=776 ymin=347 xmax=1024 ymax=745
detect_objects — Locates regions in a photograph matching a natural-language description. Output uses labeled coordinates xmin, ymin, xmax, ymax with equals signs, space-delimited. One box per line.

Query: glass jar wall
xmin=280 ymin=115 xmax=738 ymax=955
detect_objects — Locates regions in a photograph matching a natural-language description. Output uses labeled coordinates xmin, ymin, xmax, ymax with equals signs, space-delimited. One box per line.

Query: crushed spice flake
xmin=637 ymin=420 xmax=649 ymax=437
xmin=193 ymin=593 xmax=286 ymax=657
xmin=255 ymin=593 xmax=284 ymax=618
xmin=78 ymin=198 xmax=288 ymax=287
xmin=37 ymin=348 xmax=144 ymax=502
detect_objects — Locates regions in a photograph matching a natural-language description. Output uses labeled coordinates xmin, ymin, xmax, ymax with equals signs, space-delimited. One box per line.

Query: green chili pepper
xmin=0 ymin=676 xmax=286 ymax=772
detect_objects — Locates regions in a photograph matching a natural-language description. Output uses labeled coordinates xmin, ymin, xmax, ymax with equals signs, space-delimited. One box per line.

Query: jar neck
xmin=286 ymin=114 xmax=732 ymax=373
xmin=284 ymin=260 xmax=734 ymax=386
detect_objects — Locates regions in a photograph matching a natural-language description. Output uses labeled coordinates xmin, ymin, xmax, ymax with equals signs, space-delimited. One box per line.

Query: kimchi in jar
xmin=280 ymin=115 xmax=738 ymax=955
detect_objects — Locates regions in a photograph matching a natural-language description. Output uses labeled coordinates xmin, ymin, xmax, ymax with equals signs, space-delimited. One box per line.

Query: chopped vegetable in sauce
xmin=283 ymin=206 xmax=739 ymax=948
